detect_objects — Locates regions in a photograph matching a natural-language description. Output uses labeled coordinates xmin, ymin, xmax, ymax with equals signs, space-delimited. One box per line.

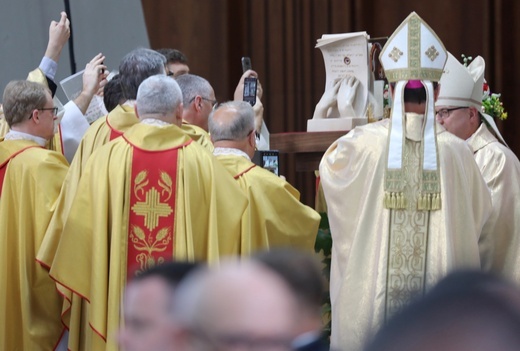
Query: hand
xmin=312 ymin=78 xmax=341 ymax=119
xmin=233 ymin=69 xmax=259 ymax=101
xmin=44 ymin=12 xmax=70 ymax=62
xmin=74 ymin=53 xmax=107 ymax=114
xmin=337 ymin=75 xmax=359 ymax=117
xmin=253 ymin=97 xmax=264 ymax=133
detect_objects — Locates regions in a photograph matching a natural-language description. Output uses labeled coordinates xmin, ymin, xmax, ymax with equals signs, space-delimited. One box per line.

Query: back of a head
xmin=136 ymin=75 xmax=182 ymax=119
xmin=365 ymin=271 xmax=520 ymax=351
xmin=118 ymin=48 xmax=167 ymax=101
xmin=2 ymin=80 xmax=47 ymax=127
xmin=103 ymin=74 xmax=125 ymax=112
xmin=208 ymin=101 xmax=255 ymax=142
xmin=132 ymin=260 xmax=199 ymax=290
xmin=172 ymin=260 xmax=299 ymax=350
xmin=253 ymin=248 xmax=324 ymax=314
xmin=395 ymin=81 xmax=439 ymax=104
xmin=175 ymin=74 xmax=213 ymax=108
xmin=156 ymin=48 xmax=188 ymax=64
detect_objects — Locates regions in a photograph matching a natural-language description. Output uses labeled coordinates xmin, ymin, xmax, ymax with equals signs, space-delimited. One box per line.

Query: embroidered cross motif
xmin=132 ymin=187 xmax=173 ymax=231
xmin=425 ymin=46 xmax=439 ymax=61
xmin=389 ymin=47 xmax=404 ymax=62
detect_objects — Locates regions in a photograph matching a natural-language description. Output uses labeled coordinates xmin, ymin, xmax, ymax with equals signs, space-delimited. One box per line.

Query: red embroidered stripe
xmin=126 ymin=146 xmax=180 ymax=279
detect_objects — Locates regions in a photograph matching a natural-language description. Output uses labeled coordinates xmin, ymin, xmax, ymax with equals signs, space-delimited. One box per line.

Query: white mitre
xmin=437 ymin=53 xmax=507 ymax=145
xmin=378 ymin=12 xmax=448 ymax=211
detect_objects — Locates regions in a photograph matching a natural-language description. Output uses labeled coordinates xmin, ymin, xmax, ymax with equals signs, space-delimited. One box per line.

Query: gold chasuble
xmin=469 ymin=123 xmax=520 ymax=283
xmin=215 ymin=153 xmax=320 ymax=255
xmin=320 ymin=117 xmax=492 ymax=351
xmin=181 ymin=120 xmax=214 ymax=152
xmin=47 ymin=123 xmax=247 ymax=351
xmin=39 ymin=104 xmax=139 ymax=269
xmin=0 ymin=140 xmax=68 ymax=350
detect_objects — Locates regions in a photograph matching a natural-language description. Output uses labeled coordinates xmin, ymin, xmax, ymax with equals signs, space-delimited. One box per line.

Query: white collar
xmin=4 ymin=130 xmax=47 ymax=147
xmin=213 ymin=147 xmax=251 ymax=161
xmin=140 ymin=118 xmax=172 ymax=127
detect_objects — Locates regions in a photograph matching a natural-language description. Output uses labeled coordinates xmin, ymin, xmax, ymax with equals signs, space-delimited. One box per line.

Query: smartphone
xmin=243 ymin=77 xmax=257 ymax=106
xmin=253 ymin=150 xmax=279 ymax=176
xmin=241 ymin=56 xmax=252 ymax=73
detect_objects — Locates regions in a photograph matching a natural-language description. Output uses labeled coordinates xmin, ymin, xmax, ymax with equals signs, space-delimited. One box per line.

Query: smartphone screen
xmin=241 ymin=57 xmax=252 ymax=73
xmin=262 ymin=152 xmax=279 ymax=176
xmin=243 ymin=77 xmax=257 ymax=106
xmin=253 ymin=150 xmax=279 ymax=176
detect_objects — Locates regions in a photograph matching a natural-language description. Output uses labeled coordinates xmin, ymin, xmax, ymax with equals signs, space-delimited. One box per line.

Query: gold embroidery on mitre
xmin=389 ymin=47 xmax=404 ymax=62
xmin=132 ymin=187 xmax=173 ymax=231
xmin=425 ymin=46 xmax=439 ymax=61
xmin=130 ymin=225 xmax=172 ymax=274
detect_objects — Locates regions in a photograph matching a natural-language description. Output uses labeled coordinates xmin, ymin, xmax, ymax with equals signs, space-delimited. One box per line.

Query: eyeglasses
xmin=29 ymin=107 xmax=58 ymax=119
xmin=435 ymin=107 xmax=467 ymax=119
xmin=190 ymin=96 xmax=218 ymax=110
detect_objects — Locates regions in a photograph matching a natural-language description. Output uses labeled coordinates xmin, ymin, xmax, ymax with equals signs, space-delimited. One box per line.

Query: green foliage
xmin=314 ymin=212 xmax=332 ymax=341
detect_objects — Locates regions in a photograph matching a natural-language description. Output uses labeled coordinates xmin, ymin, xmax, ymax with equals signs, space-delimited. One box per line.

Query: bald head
xmin=208 ymin=101 xmax=256 ymax=157
xmin=172 ymin=260 xmax=298 ymax=351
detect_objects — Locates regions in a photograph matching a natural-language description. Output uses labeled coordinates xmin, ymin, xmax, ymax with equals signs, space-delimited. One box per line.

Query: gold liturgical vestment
xmin=182 ymin=120 xmax=214 ymax=152
xmin=0 ymin=140 xmax=68 ymax=350
xmin=215 ymin=152 xmax=320 ymax=255
xmin=43 ymin=122 xmax=247 ymax=351
xmin=41 ymin=105 xmax=213 ymax=271
xmin=469 ymin=123 xmax=520 ymax=284
xmin=320 ymin=115 xmax=491 ymax=351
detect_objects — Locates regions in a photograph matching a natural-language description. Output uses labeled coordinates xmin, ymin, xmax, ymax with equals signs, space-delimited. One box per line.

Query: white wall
xmin=0 ymin=0 xmax=150 ymax=101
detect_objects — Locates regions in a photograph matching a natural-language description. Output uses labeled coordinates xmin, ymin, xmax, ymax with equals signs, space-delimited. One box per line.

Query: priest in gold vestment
xmin=209 ymin=101 xmax=320 ymax=255
xmin=436 ymin=53 xmax=520 ymax=285
xmin=43 ymin=75 xmax=247 ymax=350
xmin=319 ymin=13 xmax=492 ymax=351
xmin=40 ymin=49 xmax=171 ymax=276
xmin=0 ymin=81 xmax=68 ymax=350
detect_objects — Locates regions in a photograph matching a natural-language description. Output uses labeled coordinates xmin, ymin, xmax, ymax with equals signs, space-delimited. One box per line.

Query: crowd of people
xmin=1 ymin=9 xmax=520 ymax=351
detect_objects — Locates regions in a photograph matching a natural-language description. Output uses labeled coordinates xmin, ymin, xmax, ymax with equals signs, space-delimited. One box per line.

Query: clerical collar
xmin=5 ymin=130 xmax=47 ymax=146
xmin=140 ymin=118 xmax=171 ymax=127
xmin=213 ymin=147 xmax=251 ymax=161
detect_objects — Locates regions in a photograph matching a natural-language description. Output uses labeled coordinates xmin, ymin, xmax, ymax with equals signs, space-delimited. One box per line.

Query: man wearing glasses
xmin=0 ymin=80 xmax=68 ymax=350
xmin=436 ymin=53 xmax=520 ymax=285
xmin=175 ymin=73 xmax=217 ymax=151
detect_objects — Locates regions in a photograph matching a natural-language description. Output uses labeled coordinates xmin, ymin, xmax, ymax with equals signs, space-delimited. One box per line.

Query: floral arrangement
xmin=462 ymin=54 xmax=508 ymax=120
xmin=481 ymin=80 xmax=508 ymax=120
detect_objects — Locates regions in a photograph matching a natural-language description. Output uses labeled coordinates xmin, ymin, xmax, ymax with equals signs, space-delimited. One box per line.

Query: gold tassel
xmin=432 ymin=193 xmax=441 ymax=210
xmin=417 ymin=193 xmax=442 ymax=211
xmin=384 ymin=192 xmax=407 ymax=209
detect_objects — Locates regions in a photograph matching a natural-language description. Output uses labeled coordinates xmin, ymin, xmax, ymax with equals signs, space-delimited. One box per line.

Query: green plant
xmin=314 ymin=212 xmax=332 ymax=340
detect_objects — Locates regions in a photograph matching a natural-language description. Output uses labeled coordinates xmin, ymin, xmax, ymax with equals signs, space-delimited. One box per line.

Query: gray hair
xmin=208 ymin=101 xmax=255 ymax=142
xmin=136 ymin=75 xmax=182 ymax=117
xmin=175 ymin=74 xmax=213 ymax=107
xmin=2 ymin=80 xmax=48 ymax=127
xmin=118 ymin=48 xmax=167 ymax=100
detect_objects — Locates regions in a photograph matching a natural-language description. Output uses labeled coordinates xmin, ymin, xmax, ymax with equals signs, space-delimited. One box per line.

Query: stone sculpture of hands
xmin=312 ymin=78 xmax=342 ymax=119
xmin=337 ymin=75 xmax=359 ymax=117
